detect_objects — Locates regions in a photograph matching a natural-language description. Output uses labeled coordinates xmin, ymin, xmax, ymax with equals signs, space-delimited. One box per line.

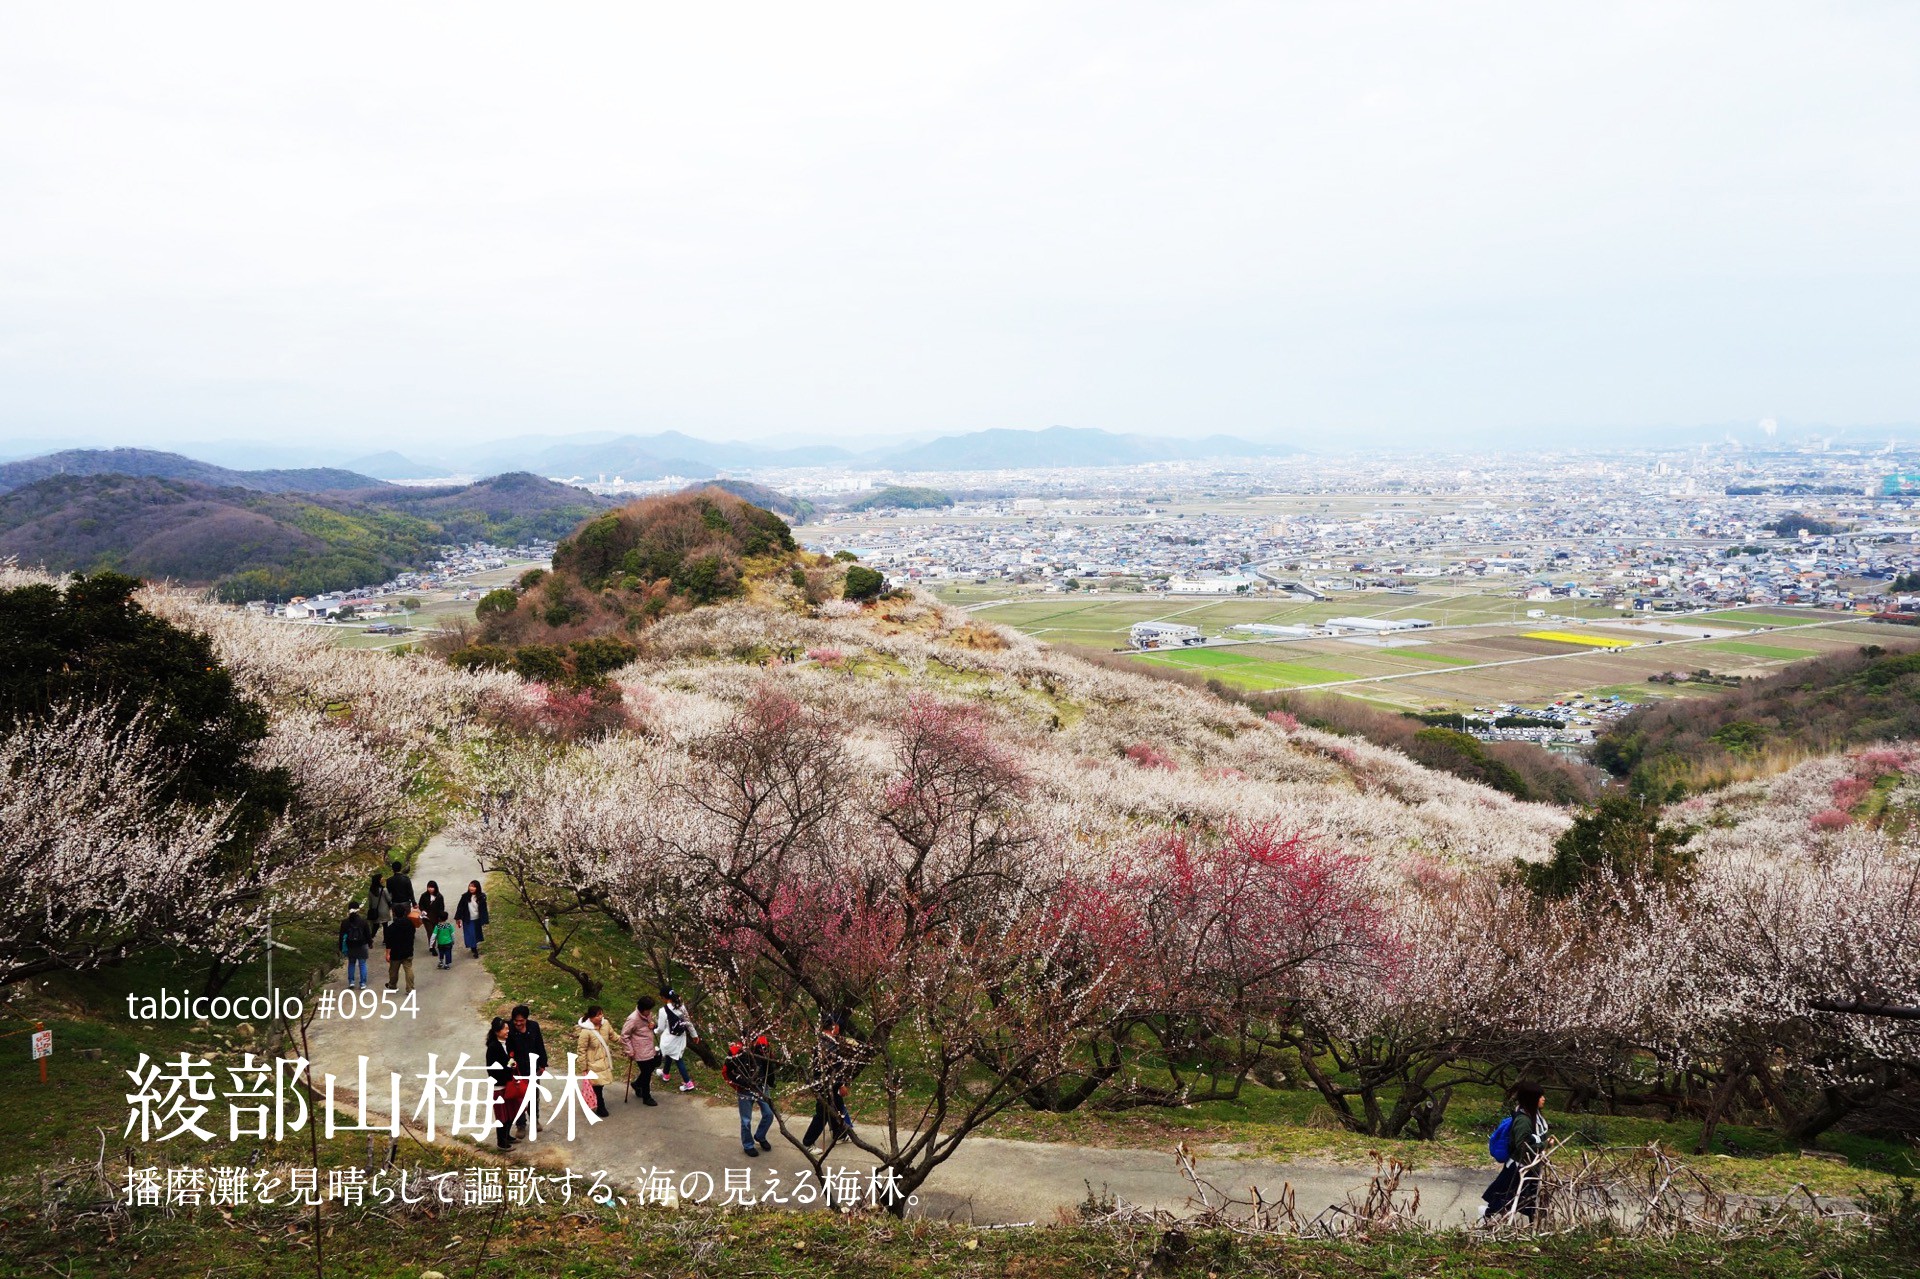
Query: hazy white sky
xmin=2 ymin=1 xmax=1917 ymax=454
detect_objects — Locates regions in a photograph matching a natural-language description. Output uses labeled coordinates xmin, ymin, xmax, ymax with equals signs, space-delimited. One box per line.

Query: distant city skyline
xmin=3 ymin=3 xmax=1917 ymax=454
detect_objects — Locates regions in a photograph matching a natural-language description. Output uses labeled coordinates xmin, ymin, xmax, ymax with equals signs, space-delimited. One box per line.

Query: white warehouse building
xmin=1130 ymin=621 xmax=1205 ymax=649
xmin=1326 ymin=616 xmax=1435 ymax=633
xmin=1167 ymin=576 xmax=1252 ymax=594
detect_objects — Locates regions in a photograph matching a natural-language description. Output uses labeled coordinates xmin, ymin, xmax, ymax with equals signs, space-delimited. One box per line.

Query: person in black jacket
xmin=454 ymin=879 xmax=490 ymax=958
xmin=802 ymin=1011 xmax=860 ymax=1153
xmin=726 ymin=1035 xmax=777 ymax=1157
xmin=417 ymin=881 xmax=448 ymax=964
xmin=504 ymin=1004 xmax=548 ymax=1140
xmin=385 ymin=859 xmax=416 ymax=914
xmin=485 ymin=1017 xmax=519 ymax=1150
xmin=339 ymin=903 xmax=373 ymax=990
xmin=1482 ymin=1081 xmax=1551 ymax=1223
xmin=382 ymin=908 xmax=418 ymax=994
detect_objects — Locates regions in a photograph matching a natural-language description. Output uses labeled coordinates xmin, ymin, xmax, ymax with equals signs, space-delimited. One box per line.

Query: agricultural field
xmin=959 ymin=589 xmax=1895 ymax=712
xmin=1696 ymin=608 xmax=1845 ymax=628
xmin=949 ymin=587 xmax=1627 ymax=651
xmin=322 ymin=560 xmax=541 ymax=650
xmin=1701 ymin=640 xmax=1825 ymax=661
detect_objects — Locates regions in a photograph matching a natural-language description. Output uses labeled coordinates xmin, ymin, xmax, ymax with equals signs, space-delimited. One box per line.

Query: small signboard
xmin=30 ymin=1029 xmax=51 ymax=1060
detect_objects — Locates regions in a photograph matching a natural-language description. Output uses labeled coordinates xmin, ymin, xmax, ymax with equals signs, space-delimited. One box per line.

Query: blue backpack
xmin=1488 ymin=1115 xmax=1515 ymax=1163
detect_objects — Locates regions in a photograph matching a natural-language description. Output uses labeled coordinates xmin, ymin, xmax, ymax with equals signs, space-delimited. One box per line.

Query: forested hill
xmin=0 ymin=471 xmax=609 ymax=601
xmin=847 ymin=484 xmax=954 ymax=511
xmin=351 ymin=471 xmax=608 ymax=542
xmin=1594 ymin=639 xmax=1920 ymax=795
xmin=0 ymin=447 xmax=384 ymax=494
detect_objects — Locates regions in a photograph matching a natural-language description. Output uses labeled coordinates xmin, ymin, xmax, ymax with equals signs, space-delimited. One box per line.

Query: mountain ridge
xmin=0 ymin=447 xmax=387 ymax=495
xmin=0 ymin=471 xmax=610 ymax=600
xmin=3 ymin=424 xmax=1299 ymax=487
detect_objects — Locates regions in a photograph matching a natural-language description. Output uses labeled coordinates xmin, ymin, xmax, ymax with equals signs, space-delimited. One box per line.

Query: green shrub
xmin=569 ymin=636 xmax=637 ymax=682
xmin=844 ymin=565 xmax=885 ymax=601
xmin=475 ymin=588 xmax=518 ymax=619
xmin=674 ymin=553 xmax=739 ymax=605
xmin=0 ymin=572 xmax=290 ymax=829
xmin=1521 ymin=793 xmax=1694 ymax=898
xmin=510 ymin=644 xmax=569 ymax=684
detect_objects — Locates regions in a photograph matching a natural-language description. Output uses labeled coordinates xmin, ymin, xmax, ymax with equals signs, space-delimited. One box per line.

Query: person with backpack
xmin=654 ymin=989 xmax=699 ymax=1092
xmin=365 ymin=871 xmax=392 ymax=937
xmin=338 ymin=902 xmax=372 ymax=990
xmin=1481 ymin=1081 xmax=1550 ymax=1223
xmin=725 ymin=1034 xmax=777 ymax=1157
xmin=620 ymin=996 xmax=661 ymax=1105
xmin=455 ymin=879 xmax=489 ymax=958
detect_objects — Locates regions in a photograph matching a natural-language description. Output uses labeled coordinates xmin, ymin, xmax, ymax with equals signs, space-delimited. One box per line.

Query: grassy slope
xmin=8 ymin=1209 xmax=1913 ymax=1279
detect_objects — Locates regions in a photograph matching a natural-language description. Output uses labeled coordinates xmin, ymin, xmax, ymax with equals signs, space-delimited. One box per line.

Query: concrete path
xmin=309 ymin=833 xmax=1488 ymax=1225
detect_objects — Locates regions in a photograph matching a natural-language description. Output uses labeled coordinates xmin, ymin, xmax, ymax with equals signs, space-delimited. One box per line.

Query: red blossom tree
xmin=1028 ymin=823 xmax=1387 ymax=1111
xmin=655 ymin=690 xmax=1122 ymax=1212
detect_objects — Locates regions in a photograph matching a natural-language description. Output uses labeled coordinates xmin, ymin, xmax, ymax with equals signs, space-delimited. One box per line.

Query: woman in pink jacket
xmin=620 ymin=995 xmax=660 ymax=1105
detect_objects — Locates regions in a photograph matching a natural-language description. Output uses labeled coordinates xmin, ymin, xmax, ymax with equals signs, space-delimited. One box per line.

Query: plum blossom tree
xmin=0 ymin=706 xmax=232 ymax=984
xmin=1280 ymin=872 xmax=1582 ymax=1139
xmin=0 ymin=573 xmax=413 ymax=990
xmin=1026 ymin=823 xmax=1387 ymax=1112
xmin=0 ymin=703 xmax=401 ymax=987
xmin=547 ymin=689 xmax=1129 ymax=1212
xmin=1607 ymin=839 xmax=1920 ymax=1144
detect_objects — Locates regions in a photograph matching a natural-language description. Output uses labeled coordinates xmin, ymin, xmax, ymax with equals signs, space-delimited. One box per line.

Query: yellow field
xmin=1523 ymin=630 xmax=1637 ymax=649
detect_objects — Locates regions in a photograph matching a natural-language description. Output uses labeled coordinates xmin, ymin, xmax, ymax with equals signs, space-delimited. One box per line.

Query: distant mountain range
xmin=0 ymin=425 xmax=1297 ymax=599
xmin=0 ymin=447 xmax=385 ymax=495
xmin=93 ymin=425 xmax=1297 ymax=482
xmin=0 ymin=468 xmax=609 ymax=601
xmin=874 ymin=426 xmax=1298 ymax=471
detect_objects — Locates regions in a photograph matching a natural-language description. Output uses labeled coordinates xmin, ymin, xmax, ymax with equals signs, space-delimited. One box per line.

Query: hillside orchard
xmin=2 ymin=548 xmax=1916 ymax=1209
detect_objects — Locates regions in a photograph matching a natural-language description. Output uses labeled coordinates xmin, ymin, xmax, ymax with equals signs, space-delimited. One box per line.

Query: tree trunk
xmin=202 ymin=957 xmax=242 ymax=998
xmin=1692 ymin=1064 xmax=1745 ymax=1155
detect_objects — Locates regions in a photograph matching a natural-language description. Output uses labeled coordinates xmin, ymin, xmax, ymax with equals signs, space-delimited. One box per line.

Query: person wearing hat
xmin=654 ymin=989 xmax=699 ymax=1092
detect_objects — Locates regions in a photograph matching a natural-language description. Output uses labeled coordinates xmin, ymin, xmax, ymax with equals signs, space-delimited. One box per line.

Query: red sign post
xmin=30 ymin=1022 xmax=50 ymax=1082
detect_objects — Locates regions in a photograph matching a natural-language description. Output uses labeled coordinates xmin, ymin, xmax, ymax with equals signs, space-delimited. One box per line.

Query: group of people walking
xmin=338 ymin=860 xmax=490 ymax=993
xmin=355 ymin=857 xmax=1557 ymax=1216
xmin=472 ymin=987 xmax=860 ymax=1162
xmin=472 ymin=992 xmax=704 ymax=1151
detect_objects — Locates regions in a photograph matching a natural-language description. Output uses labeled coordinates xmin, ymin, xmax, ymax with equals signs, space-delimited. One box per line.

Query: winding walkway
xmin=308 ymin=832 xmax=1488 ymax=1225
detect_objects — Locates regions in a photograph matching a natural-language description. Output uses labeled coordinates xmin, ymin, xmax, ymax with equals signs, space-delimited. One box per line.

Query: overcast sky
xmin=2 ymin=2 xmax=1917 ymax=456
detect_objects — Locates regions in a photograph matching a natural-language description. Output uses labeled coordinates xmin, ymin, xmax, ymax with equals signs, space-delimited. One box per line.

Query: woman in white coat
xmin=654 ymin=988 xmax=699 ymax=1092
